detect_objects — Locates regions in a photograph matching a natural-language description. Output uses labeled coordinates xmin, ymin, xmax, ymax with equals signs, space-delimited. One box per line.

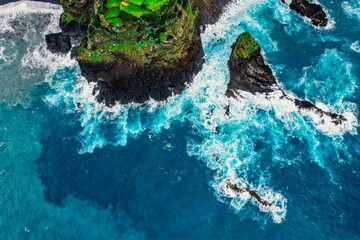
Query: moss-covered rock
xmin=232 ymin=32 xmax=259 ymax=59
xmin=226 ymin=32 xmax=276 ymax=96
xmin=60 ymin=0 xmax=95 ymax=24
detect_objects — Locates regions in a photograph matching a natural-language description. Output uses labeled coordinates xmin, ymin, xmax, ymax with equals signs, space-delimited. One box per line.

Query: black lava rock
xmin=45 ymin=33 xmax=71 ymax=54
xmin=288 ymin=0 xmax=328 ymax=27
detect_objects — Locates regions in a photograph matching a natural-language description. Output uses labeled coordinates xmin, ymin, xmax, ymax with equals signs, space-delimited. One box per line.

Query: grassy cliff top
xmin=233 ymin=32 xmax=260 ymax=59
xmin=74 ymin=0 xmax=198 ymax=68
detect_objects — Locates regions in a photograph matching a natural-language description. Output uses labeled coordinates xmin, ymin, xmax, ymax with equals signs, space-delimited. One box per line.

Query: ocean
xmin=0 ymin=0 xmax=359 ymax=239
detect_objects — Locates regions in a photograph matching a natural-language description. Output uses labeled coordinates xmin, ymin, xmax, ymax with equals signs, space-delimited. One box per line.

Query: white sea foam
xmin=0 ymin=1 xmax=66 ymax=107
xmin=351 ymin=41 xmax=360 ymax=53
xmin=213 ymin=176 xmax=287 ymax=224
xmin=0 ymin=1 xmax=62 ymax=14
xmin=342 ymin=1 xmax=360 ymax=21
xmin=40 ymin=0 xmax=358 ymax=224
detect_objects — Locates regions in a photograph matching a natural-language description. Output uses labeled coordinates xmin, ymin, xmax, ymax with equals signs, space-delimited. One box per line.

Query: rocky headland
xmin=226 ymin=32 xmax=346 ymax=125
xmin=51 ymin=0 xmax=231 ymax=105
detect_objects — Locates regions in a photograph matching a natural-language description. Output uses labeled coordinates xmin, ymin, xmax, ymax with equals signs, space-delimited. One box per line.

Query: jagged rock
xmin=294 ymin=99 xmax=346 ymax=125
xmin=45 ymin=32 xmax=71 ymax=54
xmin=226 ymin=32 xmax=346 ymax=124
xmin=284 ymin=0 xmax=328 ymax=27
xmin=226 ymin=32 xmax=277 ymax=97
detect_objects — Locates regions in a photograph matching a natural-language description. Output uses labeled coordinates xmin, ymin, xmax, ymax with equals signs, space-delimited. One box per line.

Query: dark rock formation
xmin=80 ymin=39 xmax=205 ymax=105
xmin=283 ymin=0 xmax=328 ymax=27
xmin=226 ymin=180 xmax=272 ymax=207
xmin=45 ymin=33 xmax=71 ymax=54
xmin=226 ymin=32 xmax=277 ymax=97
xmin=226 ymin=32 xmax=346 ymax=124
xmin=55 ymin=0 xmax=232 ymax=105
xmin=197 ymin=0 xmax=232 ymax=26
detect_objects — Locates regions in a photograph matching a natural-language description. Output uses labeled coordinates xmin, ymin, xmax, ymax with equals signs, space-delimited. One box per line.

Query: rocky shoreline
xmin=41 ymin=0 xmax=341 ymax=123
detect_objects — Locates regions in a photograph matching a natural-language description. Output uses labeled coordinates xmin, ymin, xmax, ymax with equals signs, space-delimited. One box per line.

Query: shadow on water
xmin=34 ymin=78 xmax=360 ymax=239
xmin=35 ymin=102 xmax=259 ymax=239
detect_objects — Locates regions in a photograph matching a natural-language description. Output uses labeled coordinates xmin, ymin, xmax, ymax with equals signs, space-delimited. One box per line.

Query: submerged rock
xmin=226 ymin=32 xmax=346 ymax=124
xmin=226 ymin=32 xmax=277 ymax=97
xmin=45 ymin=32 xmax=72 ymax=54
xmin=284 ymin=0 xmax=328 ymax=27
xmin=226 ymin=180 xmax=272 ymax=207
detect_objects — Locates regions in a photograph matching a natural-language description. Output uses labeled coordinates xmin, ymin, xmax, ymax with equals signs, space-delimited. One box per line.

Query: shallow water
xmin=0 ymin=0 xmax=359 ymax=239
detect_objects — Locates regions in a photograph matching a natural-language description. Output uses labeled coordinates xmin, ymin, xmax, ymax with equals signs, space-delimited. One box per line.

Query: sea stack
xmin=226 ymin=32 xmax=278 ymax=97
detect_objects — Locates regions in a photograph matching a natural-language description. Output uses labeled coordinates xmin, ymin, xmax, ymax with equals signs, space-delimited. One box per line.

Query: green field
xmin=104 ymin=0 xmax=172 ymax=19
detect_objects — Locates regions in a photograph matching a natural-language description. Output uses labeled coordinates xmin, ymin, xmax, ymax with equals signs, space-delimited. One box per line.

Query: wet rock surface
xmin=45 ymin=32 xmax=71 ymax=54
xmin=80 ymin=39 xmax=205 ymax=105
xmin=285 ymin=0 xmax=328 ymax=27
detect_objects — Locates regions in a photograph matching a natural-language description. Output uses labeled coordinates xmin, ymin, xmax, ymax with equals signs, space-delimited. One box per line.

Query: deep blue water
xmin=0 ymin=0 xmax=360 ymax=239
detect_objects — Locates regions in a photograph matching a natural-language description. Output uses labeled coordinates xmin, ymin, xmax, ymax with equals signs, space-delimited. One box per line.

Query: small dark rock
xmin=294 ymin=99 xmax=346 ymax=124
xmin=45 ymin=33 xmax=71 ymax=54
xmin=225 ymin=104 xmax=230 ymax=116
xmin=70 ymin=46 xmax=79 ymax=59
xmin=226 ymin=180 xmax=272 ymax=207
xmin=287 ymin=0 xmax=328 ymax=27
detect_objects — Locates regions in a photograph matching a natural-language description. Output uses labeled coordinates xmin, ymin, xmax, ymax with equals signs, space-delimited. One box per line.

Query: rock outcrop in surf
xmin=226 ymin=180 xmax=272 ymax=207
xmin=45 ymin=33 xmax=72 ymax=54
xmin=282 ymin=0 xmax=328 ymax=27
xmin=226 ymin=32 xmax=346 ymax=125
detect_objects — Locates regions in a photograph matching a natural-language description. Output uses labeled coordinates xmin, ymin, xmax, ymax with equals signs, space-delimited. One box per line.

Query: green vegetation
xmin=76 ymin=0 xmax=198 ymax=68
xmin=60 ymin=0 xmax=95 ymax=25
xmin=233 ymin=32 xmax=260 ymax=59
xmin=61 ymin=12 xmax=86 ymax=24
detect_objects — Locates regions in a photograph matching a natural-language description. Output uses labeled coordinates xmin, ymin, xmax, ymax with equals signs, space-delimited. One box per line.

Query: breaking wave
xmin=38 ymin=0 xmax=360 ymax=224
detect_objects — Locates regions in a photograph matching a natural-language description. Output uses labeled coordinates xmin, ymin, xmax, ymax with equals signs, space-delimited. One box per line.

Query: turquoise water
xmin=0 ymin=0 xmax=359 ymax=239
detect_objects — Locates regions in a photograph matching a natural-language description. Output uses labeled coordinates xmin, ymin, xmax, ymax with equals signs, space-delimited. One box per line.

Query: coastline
xmin=0 ymin=0 xmax=60 ymax=5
